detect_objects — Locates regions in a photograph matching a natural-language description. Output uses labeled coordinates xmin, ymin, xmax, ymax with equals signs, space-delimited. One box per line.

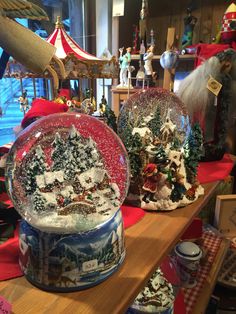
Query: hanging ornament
xmin=160 ymin=50 xmax=179 ymax=69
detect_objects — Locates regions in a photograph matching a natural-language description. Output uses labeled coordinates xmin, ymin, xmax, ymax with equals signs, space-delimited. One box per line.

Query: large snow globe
xmin=5 ymin=113 xmax=130 ymax=291
xmin=117 ymin=88 xmax=204 ymax=211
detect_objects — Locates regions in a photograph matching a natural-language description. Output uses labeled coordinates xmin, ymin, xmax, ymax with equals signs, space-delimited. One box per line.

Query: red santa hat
xmin=194 ymin=43 xmax=232 ymax=67
xmin=21 ymin=98 xmax=69 ymax=129
xmin=143 ymin=163 xmax=157 ymax=175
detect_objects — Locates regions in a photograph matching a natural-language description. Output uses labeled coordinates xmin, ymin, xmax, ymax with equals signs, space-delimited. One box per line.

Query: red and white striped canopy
xmin=47 ymin=17 xmax=100 ymax=61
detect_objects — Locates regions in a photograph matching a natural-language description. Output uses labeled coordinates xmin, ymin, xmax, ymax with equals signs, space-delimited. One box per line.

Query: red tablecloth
xmin=197 ymin=154 xmax=234 ymax=184
xmin=182 ymin=230 xmax=223 ymax=314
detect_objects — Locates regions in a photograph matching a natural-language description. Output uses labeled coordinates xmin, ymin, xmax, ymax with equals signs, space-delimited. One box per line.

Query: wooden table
xmin=0 ymin=182 xmax=220 ymax=314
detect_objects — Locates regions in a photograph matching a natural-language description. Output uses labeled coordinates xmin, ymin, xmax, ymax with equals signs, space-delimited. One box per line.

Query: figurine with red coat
xmin=142 ymin=163 xmax=161 ymax=203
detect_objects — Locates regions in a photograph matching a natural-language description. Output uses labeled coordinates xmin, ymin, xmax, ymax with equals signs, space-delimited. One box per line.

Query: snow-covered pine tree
xmin=24 ymin=145 xmax=47 ymax=195
xmin=33 ymin=188 xmax=46 ymax=212
xmin=122 ymin=124 xmax=142 ymax=177
xmin=104 ymin=106 xmax=117 ymax=132
xmin=147 ymin=107 xmax=162 ymax=137
xmin=51 ymin=132 xmax=65 ymax=171
xmin=184 ymin=123 xmax=203 ymax=184
xmin=153 ymin=144 xmax=168 ymax=166
xmin=86 ymin=137 xmax=103 ymax=168
xmin=64 ymin=125 xmax=84 ymax=179
xmin=64 ymin=153 xmax=78 ymax=181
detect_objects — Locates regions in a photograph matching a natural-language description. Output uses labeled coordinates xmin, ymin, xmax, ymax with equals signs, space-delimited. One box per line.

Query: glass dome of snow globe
xmin=127 ymin=255 xmax=181 ymax=314
xmin=5 ymin=113 xmax=130 ymax=291
xmin=118 ymin=87 xmax=204 ymax=211
xmin=6 ymin=113 xmax=129 ymax=233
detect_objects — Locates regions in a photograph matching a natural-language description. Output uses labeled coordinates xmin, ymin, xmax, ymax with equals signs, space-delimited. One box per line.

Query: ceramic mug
xmin=174 ymin=241 xmax=202 ymax=288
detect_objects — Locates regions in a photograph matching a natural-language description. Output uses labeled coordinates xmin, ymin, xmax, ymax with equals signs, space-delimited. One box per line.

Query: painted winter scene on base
xmin=19 ymin=210 xmax=125 ymax=291
xmin=118 ymin=88 xmax=204 ymax=211
xmin=5 ymin=113 xmax=130 ymax=233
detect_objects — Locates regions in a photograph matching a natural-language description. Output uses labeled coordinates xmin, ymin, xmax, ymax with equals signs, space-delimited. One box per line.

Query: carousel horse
xmin=177 ymin=48 xmax=236 ymax=161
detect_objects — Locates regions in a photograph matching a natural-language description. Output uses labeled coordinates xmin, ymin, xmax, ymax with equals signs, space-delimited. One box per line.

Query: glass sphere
xmin=5 ymin=113 xmax=130 ymax=233
xmin=160 ymin=50 xmax=179 ymax=69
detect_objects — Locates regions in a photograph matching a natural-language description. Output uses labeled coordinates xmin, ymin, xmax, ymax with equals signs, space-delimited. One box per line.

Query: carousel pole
xmin=19 ymin=77 xmax=23 ymax=95
xmin=102 ymin=78 xmax=105 ymax=97
xmin=45 ymin=79 xmax=49 ymax=99
xmin=79 ymin=79 xmax=83 ymax=102
xmin=32 ymin=78 xmax=36 ymax=99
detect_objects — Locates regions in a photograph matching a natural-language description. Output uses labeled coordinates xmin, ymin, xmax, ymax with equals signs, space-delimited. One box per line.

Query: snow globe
xmin=127 ymin=256 xmax=180 ymax=314
xmin=5 ymin=113 xmax=130 ymax=291
xmin=117 ymin=88 xmax=204 ymax=211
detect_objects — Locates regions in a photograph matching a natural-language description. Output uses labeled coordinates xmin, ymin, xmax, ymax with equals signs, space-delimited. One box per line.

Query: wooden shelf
xmin=0 ymin=181 xmax=219 ymax=314
xmin=192 ymin=237 xmax=230 ymax=314
xmin=131 ymin=54 xmax=196 ymax=61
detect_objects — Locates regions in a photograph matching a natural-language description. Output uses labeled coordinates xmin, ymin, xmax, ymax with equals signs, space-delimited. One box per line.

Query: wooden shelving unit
xmin=131 ymin=54 xmax=195 ymax=61
xmin=0 ymin=181 xmax=225 ymax=314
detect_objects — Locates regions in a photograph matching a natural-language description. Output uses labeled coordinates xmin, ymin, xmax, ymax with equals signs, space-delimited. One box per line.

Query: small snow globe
xmin=5 ymin=113 xmax=130 ymax=291
xmin=127 ymin=256 xmax=180 ymax=314
xmin=118 ymin=88 xmax=204 ymax=211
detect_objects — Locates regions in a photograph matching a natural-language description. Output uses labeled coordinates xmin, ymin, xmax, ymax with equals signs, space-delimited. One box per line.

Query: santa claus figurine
xmin=221 ymin=2 xmax=236 ymax=43
xmin=142 ymin=163 xmax=162 ymax=203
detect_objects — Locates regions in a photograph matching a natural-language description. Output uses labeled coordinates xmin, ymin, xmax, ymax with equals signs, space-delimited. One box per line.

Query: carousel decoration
xmin=5 ymin=113 xmax=129 ymax=291
xmin=117 ymin=88 xmax=204 ymax=211
xmin=4 ymin=16 xmax=119 ymax=94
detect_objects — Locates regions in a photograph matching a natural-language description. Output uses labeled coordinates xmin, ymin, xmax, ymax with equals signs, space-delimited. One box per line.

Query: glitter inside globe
xmin=5 ymin=113 xmax=130 ymax=233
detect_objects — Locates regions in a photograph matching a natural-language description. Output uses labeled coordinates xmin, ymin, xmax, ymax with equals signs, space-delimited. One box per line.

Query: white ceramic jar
xmin=174 ymin=241 xmax=202 ymax=288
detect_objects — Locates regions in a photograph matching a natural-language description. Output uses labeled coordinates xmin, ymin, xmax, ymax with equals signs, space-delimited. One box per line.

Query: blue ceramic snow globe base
xmin=19 ymin=209 xmax=125 ymax=292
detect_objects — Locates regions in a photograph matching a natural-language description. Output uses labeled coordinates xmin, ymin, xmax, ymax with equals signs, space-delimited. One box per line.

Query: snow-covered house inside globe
xmin=5 ymin=113 xmax=129 ymax=291
xmin=117 ymin=88 xmax=204 ymax=211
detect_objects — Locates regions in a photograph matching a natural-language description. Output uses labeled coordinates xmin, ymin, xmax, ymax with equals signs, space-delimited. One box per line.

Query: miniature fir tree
xmin=153 ymin=145 xmax=168 ymax=166
xmin=184 ymin=123 xmax=203 ymax=184
xmin=64 ymin=126 xmax=103 ymax=180
xmin=64 ymin=153 xmax=78 ymax=181
xmin=170 ymin=136 xmax=181 ymax=150
xmin=122 ymin=124 xmax=142 ymax=177
xmin=51 ymin=132 xmax=65 ymax=171
xmin=147 ymin=107 xmax=162 ymax=137
xmin=33 ymin=188 xmax=46 ymax=212
xmin=104 ymin=106 xmax=117 ymax=132
xmin=24 ymin=145 xmax=47 ymax=195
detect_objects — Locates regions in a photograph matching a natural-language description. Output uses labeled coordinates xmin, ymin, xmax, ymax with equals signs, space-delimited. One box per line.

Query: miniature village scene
xmin=128 ymin=267 xmax=175 ymax=313
xmin=6 ymin=118 xmax=126 ymax=234
xmin=118 ymin=88 xmax=204 ymax=211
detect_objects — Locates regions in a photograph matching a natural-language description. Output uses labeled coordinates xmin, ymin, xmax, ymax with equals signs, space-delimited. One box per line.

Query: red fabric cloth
xmin=121 ymin=205 xmax=145 ymax=229
xmin=0 ymin=226 xmax=22 ymax=281
xmin=197 ymin=153 xmax=234 ymax=184
xmin=194 ymin=43 xmax=231 ymax=67
xmin=58 ymin=88 xmax=71 ymax=100
xmin=21 ymin=98 xmax=69 ymax=129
